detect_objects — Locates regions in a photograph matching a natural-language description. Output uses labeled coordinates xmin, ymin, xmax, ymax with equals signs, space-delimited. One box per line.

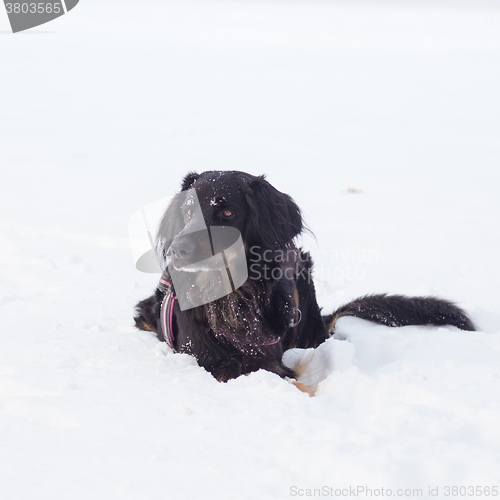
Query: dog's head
xmin=157 ymin=171 xmax=303 ymax=273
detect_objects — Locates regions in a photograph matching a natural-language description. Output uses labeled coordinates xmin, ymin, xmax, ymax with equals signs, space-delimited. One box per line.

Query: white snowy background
xmin=1 ymin=1 xmax=500 ymax=498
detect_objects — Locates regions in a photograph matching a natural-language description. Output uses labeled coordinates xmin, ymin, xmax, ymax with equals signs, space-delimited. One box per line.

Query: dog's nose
xmin=169 ymin=236 xmax=196 ymax=259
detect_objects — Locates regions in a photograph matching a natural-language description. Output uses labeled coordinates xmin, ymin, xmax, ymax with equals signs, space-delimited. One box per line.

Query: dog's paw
xmin=291 ymin=380 xmax=314 ymax=397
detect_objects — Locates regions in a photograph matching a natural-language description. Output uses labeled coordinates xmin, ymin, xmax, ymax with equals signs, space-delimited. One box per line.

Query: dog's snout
xmin=170 ymin=236 xmax=196 ymax=259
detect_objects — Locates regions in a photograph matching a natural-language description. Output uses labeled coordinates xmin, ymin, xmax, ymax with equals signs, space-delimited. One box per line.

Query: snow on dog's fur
xmin=134 ymin=171 xmax=475 ymax=383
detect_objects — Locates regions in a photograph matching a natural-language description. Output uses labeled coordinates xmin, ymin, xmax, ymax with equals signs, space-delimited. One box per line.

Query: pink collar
xmin=158 ymin=278 xmax=176 ymax=351
xmin=157 ymin=274 xmax=300 ymax=351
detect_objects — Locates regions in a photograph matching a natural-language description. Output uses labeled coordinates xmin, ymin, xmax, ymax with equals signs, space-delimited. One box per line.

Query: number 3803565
xmin=5 ymin=3 xmax=62 ymax=14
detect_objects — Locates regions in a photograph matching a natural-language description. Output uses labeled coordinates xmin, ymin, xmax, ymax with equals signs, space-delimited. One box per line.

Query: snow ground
xmin=1 ymin=0 xmax=500 ymax=498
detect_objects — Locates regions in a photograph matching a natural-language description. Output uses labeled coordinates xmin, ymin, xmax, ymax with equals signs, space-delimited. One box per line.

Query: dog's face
xmin=157 ymin=171 xmax=303 ymax=273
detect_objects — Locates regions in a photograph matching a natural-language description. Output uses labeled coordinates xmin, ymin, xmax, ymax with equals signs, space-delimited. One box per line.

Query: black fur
xmin=323 ymin=294 xmax=475 ymax=333
xmin=134 ymin=170 xmax=475 ymax=382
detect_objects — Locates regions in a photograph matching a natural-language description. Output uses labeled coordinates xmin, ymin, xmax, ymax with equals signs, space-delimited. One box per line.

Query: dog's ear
xmin=243 ymin=175 xmax=303 ymax=250
xmin=181 ymin=172 xmax=199 ymax=191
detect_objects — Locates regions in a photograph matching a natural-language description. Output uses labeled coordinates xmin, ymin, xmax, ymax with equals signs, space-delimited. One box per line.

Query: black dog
xmin=134 ymin=171 xmax=474 ymax=382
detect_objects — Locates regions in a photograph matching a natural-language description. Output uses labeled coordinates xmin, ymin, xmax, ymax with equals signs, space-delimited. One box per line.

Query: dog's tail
xmin=323 ymin=294 xmax=475 ymax=335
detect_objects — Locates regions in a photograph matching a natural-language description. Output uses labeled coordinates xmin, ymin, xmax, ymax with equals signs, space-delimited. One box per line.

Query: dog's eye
xmin=222 ymin=209 xmax=234 ymax=218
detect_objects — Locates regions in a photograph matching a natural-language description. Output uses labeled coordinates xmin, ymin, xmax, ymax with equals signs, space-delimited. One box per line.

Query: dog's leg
xmin=265 ymin=272 xmax=297 ymax=332
xmin=134 ymin=290 xmax=164 ymax=341
xmin=205 ymin=353 xmax=296 ymax=382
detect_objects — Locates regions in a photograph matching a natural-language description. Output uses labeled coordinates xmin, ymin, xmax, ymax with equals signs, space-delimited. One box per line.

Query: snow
xmin=1 ymin=0 xmax=500 ymax=498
